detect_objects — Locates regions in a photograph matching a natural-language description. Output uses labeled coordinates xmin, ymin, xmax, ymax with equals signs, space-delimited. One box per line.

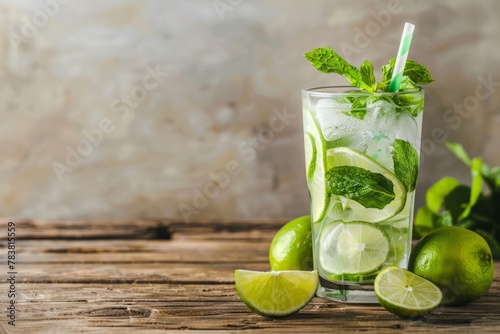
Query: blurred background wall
xmin=0 ymin=0 xmax=499 ymax=221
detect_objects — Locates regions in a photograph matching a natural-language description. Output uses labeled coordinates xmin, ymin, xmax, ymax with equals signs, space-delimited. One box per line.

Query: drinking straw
xmin=388 ymin=22 xmax=415 ymax=92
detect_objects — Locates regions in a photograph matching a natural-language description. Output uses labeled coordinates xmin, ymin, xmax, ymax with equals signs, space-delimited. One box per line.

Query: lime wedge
xmin=326 ymin=147 xmax=407 ymax=223
xmin=235 ymin=270 xmax=318 ymax=317
xmin=319 ymin=221 xmax=389 ymax=275
xmin=304 ymin=111 xmax=328 ymax=223
xmin=375 ymin=266 xmax=443 ymax=318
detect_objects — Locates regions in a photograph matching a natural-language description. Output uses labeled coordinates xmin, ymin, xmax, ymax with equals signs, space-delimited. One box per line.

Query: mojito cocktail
xmin=302 ymin=87 xmax=424 ymax=303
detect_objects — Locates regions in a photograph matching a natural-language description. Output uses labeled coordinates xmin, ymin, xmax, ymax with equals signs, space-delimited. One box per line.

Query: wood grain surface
xmin=0 ymin=218 xmax=499 ymax=333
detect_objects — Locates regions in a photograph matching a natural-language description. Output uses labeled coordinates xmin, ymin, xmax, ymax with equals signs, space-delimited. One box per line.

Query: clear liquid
xmin=303 ymin=96 xmax=423 ymax=303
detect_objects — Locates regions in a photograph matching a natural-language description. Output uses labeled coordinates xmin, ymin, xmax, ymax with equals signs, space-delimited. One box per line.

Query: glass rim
xmin=302 ymin=85 xmax=424 ymax=97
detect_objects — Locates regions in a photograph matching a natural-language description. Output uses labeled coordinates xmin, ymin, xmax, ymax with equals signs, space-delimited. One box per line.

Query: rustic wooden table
xmin=0 ymin=219 xmax=499 ymax=333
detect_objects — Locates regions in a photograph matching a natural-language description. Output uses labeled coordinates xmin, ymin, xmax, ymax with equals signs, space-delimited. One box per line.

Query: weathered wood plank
xmin=1 ymin=219 xmax=500 ymax=332
xmin=2 ymin=239 xmax=270 ymax=264
xmin=7 ymin=283 xmax=500 ymax=332
xmin=8 ymin=262 xmax=267 ymax=284
xmin=0 ymin=218 xmax=285 ymax=240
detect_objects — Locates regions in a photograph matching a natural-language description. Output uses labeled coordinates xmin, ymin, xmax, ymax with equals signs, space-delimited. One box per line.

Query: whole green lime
xmin=269 ymin=216 xmax=313 ymax=271
xmin=408 ymin=226 xmax=493 ymax=306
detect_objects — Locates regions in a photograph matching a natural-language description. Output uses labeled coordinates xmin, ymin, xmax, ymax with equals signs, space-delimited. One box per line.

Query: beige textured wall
xmin=1 ymin=0 xmax=499 ymax=221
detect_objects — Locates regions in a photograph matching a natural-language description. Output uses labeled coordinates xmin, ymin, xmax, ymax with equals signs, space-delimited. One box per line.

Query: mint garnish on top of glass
xmin=304 ymin=47 xmax=433 ymax=117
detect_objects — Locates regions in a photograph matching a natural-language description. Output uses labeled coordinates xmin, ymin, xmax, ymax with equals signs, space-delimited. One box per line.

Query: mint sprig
xmin=414 ymin=142 xmax=500 ymax=259
xmin=304 ymin=47 xmax=376 ymax=92
xmin=304 ymin=47 xmax=432 ymax=93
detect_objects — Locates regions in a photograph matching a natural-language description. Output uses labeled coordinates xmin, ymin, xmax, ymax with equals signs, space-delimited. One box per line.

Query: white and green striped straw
xmin=388 ymin=22 xmax=415 ymax=92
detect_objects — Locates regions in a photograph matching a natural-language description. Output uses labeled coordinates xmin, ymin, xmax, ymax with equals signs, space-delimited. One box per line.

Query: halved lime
xmin=319 ymin=221 xmax=389 ymax=275
xmin=326 ymin=147 xmax=407 ymax=223
xmin=304 ymin=132 xmax=316 ymax=180
xmin=375 ymin=266 xmax=443 ymax=318
xmin=304 ymin=111 xmax=328 ymax=223
xmin=235 ymin=270 xmax=318 ymax=317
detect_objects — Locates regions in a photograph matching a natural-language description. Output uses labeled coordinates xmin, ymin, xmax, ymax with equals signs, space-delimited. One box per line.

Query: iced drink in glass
xmin=302 ymin=86 xmax=424 ymax=303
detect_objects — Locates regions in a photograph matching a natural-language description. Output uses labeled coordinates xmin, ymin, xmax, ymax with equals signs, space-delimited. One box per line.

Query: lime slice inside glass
xmin=374 ymin=266 xmax=443 ymax=318
xmin=319 ymin=221 xmax=389 ymax=275
xmin=326 ymin=271 xmax=379 ymax=283
xmin=235 ymin=270 xmax=318 ymax=317
xmin=304 ymin=111 xmax=328 ymax=223
xmin=326 ymin=147 xmax=407 ymax=223
xmin=304 ymin=132 xmax=316 ymax=180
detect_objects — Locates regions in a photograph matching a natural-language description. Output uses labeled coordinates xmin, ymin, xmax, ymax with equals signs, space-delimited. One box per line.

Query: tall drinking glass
xmin=301 ymin=86 xmax=424 ymax=303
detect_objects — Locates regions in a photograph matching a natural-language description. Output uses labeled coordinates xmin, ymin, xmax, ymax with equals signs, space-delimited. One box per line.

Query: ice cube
xmin=316 ymin=98 xmax=353 ymax=109
xmin=315 ymin=99 xmax=362 ymax=141
xmin=392 ymin=112 xmax=421 ymax=148
xmin=365 ymin=134 xmax=394 ymax=169
xmin=327 ymin=131 xmax=373 ymax=153
xmin=365 ymin=100 xmax=396 ymax=134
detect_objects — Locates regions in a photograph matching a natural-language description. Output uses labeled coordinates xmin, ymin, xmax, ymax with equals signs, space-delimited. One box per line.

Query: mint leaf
xmin=402 ymin=59 xmax=433 ymax=85
xmin=360 ymin=60 xmax=376 ymax=88
xmin=398 ymin=76 xmax=419 ymax=91
xmin=379 ymin=58 xmax=432 ymax=90
xmin=395 ymin=92 xmax=425 ymax=117
xmin=341 ymin=109 xmax=366 ymax=120
xmin=304 ymin=47 xmax=375 ymax=92
xmin=326 ymin=166 xmax=395 ymax=209
xmin=342 ymin=96 xmax=368 ymax=119
xmin=381 ymin=58 xmax=396 ymax=83
xmin=458 ymin=157 xmax=483 ymax=221
xmin=425 ymin=177 xmax=460 ymax=214
xmin=392 ymin=139 xmax=419 ymax=192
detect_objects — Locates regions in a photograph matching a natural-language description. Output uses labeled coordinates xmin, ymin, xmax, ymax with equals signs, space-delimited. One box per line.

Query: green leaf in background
xmin=443 ymin=185 xmax=471 ymax=222
xmin=483 ymin=166 xmax=500 ymax=192
xmin=437 ymin=210 xmax=453 ymax=227
xmin=415 ymin=141 xmax=500 ymax=259
xmin=304 ymin=47 xmax=375 ymax=92
xmin=490 ymin=167 xmax=500 ymax=188
xmin=425 ymin=177 xmax=460 ymax=214
xmin=458 ymin=157 xmax=484 ymax=221
xmin=468 ymin=197 xmax=495 ymax=227
xmin=445 ymin=142 xmax=471 ymax=166
xmin=326 ymin=166 xmax=395 ymax=210
xmin=360 ymin=60 xmax=376 ymax=89
xmin=414 ymin=207 xmax=437 ymax=239
xmin=392 ymin=139 xmax=419 ymax=192
xmin=414 ymin=208 xmax=453 ymax=240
